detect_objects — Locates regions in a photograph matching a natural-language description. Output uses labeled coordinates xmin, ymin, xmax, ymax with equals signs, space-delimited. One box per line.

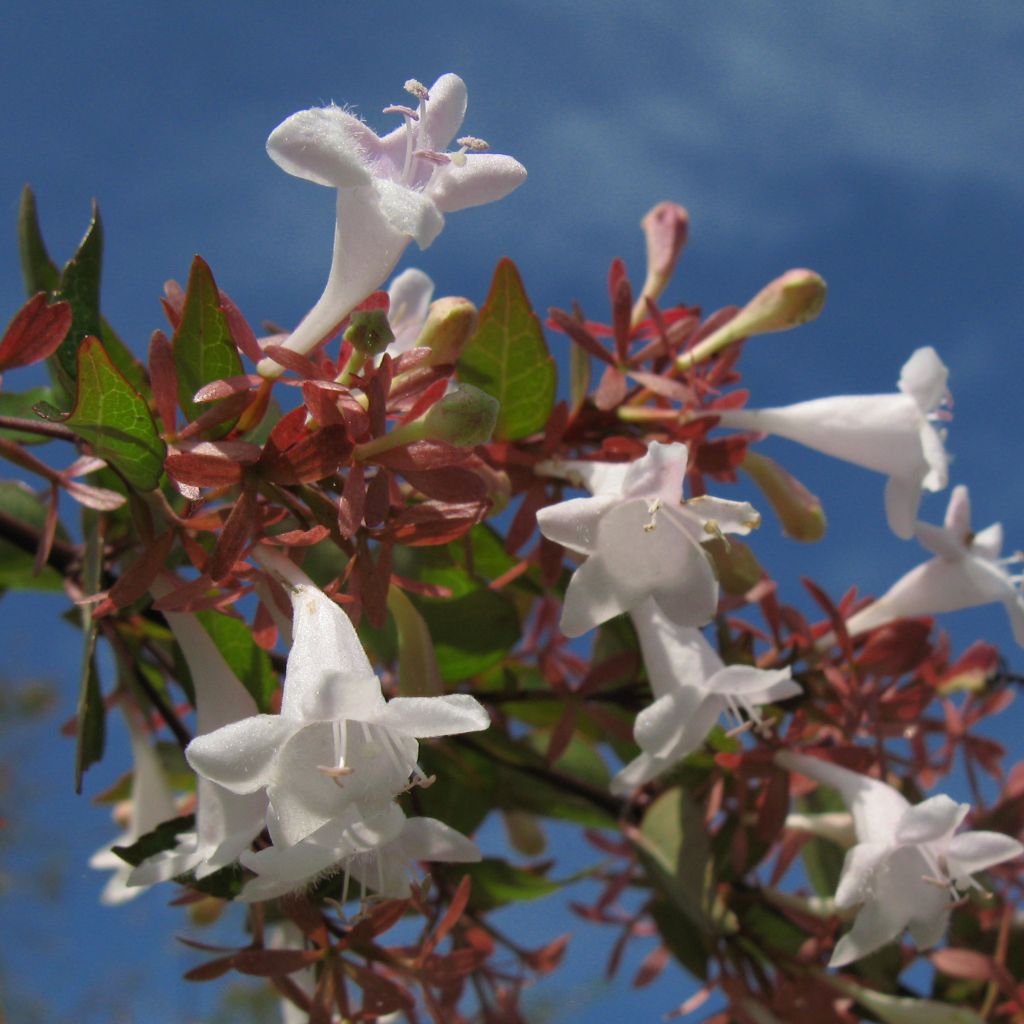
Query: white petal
xmin=633 ymin=688 xmax=707 ymax=760
xmin=374 ymin=178 xmax=445 ymax=249
xmin=421 ymin=73 xmax=468 ymax=151
xmin=193 ymin=777 xmax=267 ymax=872
xmin=885 ymin=472 xmax=925 ymax=540
xmin=971 ymin=521 xmax=1004 ymax=560
xmin=610 ymin=751 xmax=665 ymax=794
xmin=620 ymin=441 xmax=688 ymax=502
xmin=914 ymin=521 xmax=966 ymax=560
xmin=536 ymin=494 xmax=617 ymax=555
xmin=631 ymin=603 xmax=719 ymax=698
xmin=945 ymin=830 xmax=1024 ymax=879
xmin=707 ymin=665 xmax=796 ymax=701
xmin=682 ymin=496 xmax=761 ymax=536
xmin=395 ymin=816 xmax=481 ymax=863
xmin=918 ymin=420 xmax=950 ymax=491
xmin=833 ymin=841 xmax=890 ymax=908
xmin=385 ymin=267 xmax=434 ymax=356
xmin=186 ymin=715 xmax=295 ymax=794
xmin=376 ymin=694 xmax=490 ymax=737
xmin=943 ymin=484 xmax=972 ymax=538
xmin=898 ymin=346 xmax=949 ymax=412
xmin=558 ymin=554 xmax=632 ymax=637
xmin=241 ymin=840 xmax=336 ymax=888
xmin=894 ymin=794 xmax=968 ymax=845
xmin=266 ymin=106 xmax=374 ymax=188
xmin=427 ymin=153 xmax=527 ymax=214
xmin=282 ymin=584 xmax=385 ymax=722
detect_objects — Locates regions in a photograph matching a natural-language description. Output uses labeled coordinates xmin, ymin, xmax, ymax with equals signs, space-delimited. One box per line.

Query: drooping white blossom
xmin=845 ymin=484 xmax=1024 ymax=647
xmin=258 ymin=74 xmax=526 ymax=376
xmin=89 ymin=715 xmax=179 ymax=905
xmin=536 ymin=441 xmax=760 ymax=637
xmin=709 ymin=347 xmax=950 ymax=538
xmin=129 ymin=603 xmax=268 ymax=886
xmin=777 ymin=750 xmax=1023 ymax=967
xmin=612 ymin=601 xmax=799 ymax=794
xmin=384 ymin=267 xmax=434 ymax=358
xmin=186 ymin=550 xmax=489 ymax=850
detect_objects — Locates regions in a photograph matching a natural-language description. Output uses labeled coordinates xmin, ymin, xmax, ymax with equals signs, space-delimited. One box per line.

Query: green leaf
xmin=51 ymin=202 xmax=105 ymax=395
xmin=444 ymin=858 xmax=562 ymax=912
xmin=112 ymin=814 xmax=196 ymax=867
xmin=416 ymin=742 xmax=497 ymax=836
xmin=172 ymin=256 xmax=243 ymax=437
xmin=0 ymin=481 xmax=67 ymax=591
xmin=75 ymin=510 xmax=106 ymax=792
xmin=457 ymin=257 xmax=556 ymax=441
xmin=98 ymin=318 xmax=149 ymax=398
xmin=17 ymin=186 xmax=60 ymax=295
xmin=648 ymin=897 xmax=709 ymax=980
xmin=64 ymin=336 xmax=166 ymax=491
xmin=798 ymin=786 xmax=848 ymax=898
xmin=0 ymin=387 xmax=58 ymax=444
xmin=194 ymin=610 xmax=277 ymax=712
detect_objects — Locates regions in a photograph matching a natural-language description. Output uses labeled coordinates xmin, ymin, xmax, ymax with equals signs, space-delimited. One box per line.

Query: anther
xmin=383 ymin=103 xmax=419 ymax=120
xmin=404 ymin=79 xmax=429 ymax=100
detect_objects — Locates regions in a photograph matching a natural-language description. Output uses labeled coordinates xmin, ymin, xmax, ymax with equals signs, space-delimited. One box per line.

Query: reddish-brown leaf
xmin=208 ymin=482 xmax=257 ymax=582
xmin=0 ymin=292 xmax=72 ymax=370
xmin=372 ymin=439 xmax=470 ymax=472
xmin=148 ymin=330 xmax=178 ymax=436
xmin=104 ymin=531 xmax=176 ymax=611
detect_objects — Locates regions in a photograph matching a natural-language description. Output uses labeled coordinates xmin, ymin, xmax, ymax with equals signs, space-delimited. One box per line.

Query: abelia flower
xmin=845 ymin=484 xmax=1024 ymax=647
xmin=709 ymin=347 xmax=950 ymax=538
xmin=258 ymin=74 xmax=526 ymax=376
xmin=536 ymin=442 xmax=760 ymax=637
xmin=777 ymin=750 xmax=1023 ymax=967
xmin=90 ymin=717 xmax=178 ymax=905
xmin=384 ymin=267 xmax=434 ymax=358
xmin=185 ymin=552 xmax=489 ymax=848
xmin=129 ymin=606 xmax=268 ymax=885
xmin=612 ymin=601 xmax=799 ymax=794
xmin=238 ymin=801 xmax=479 ymax=903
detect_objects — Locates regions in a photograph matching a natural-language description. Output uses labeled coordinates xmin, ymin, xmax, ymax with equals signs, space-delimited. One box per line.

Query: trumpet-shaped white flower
xmin=129 ymin=606 xmax=268 ymax=886
xmin=845 ymin=485 xmax=1024 ymax=647
xmin=384 ymin=267 xmax=434 ymax=358
xmin=777 ymin=750 xmax=1023 ymax=967
xmin=186 ymin=552 xmax=489 ymax=847
xmin=258 ymin=74 xmax=526 ymax=376
xmin=239 ymin=801 xmax=479 ymax=903
xmin=710 ymin=347 xmax=950 ymax=538
xmin=536 ymin=442 xmax=760 ymax=637
xmin=612 ymin=601 xmax=799 ymax=794
xmin=89 ymin=716 xmax=179 ymax=905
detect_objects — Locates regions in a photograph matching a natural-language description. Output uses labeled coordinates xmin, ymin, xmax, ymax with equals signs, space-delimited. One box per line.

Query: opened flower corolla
xmin=185 ymin=550 xmax=490 ymax=848
xmin=536 ymin=441 xmax=760 ymax=637
xmin=129 ymin=604 xmax=268 ymax=886
xmin=258 ymin=74 xmax=526 ymax=377
xmin=777 ymin=750 xmax=1023 ymax=967
xmin=845 ymin=484 xmax=1024 ymax=647
xmin=612 ymin=600 xmax=799 ymax=794
xmin=709 ymin=347 xmax=950 ymax=539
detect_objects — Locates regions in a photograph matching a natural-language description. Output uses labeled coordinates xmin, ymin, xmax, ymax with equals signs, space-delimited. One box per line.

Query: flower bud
xmin=742 ymin=450 xmax=826 ymax=542
xmin=632 ymin=201 xmax=689 ymax=326
xmin=703 ymin=536 xmax=764 ymax=595
xmin=678 ymin=268 xmax=826 ymax=370
xmin=415 ymin=296 xmax=478 ymax=365
xmin=421 ymin=382 xmax=499 ymax=447
xmin=343 ymin=309 xmax=395 ymax=356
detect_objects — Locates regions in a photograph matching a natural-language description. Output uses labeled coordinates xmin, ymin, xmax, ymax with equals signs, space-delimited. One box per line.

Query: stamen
xmin=382 ymin=103 xmax=419 ymax=120
xmin=456 ymin=135 xmax=489 ymax=151
xmin=643 ymin=498 xmax=661 ymax=533
xmin=413 ymin=149 xmax=451 ymax=165
xmin=404 ymin=79 xmax=429 ymax=100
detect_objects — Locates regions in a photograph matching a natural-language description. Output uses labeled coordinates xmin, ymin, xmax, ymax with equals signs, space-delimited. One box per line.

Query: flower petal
xmin=376 ymin=694 xmax=490 ymax=737
xmin=707 ymin=665 xmax=796 ymax=700
xmin=427 ymin=153 xmax=527 ymax=214
xmin=631 ymin=603 xmax=712 ymax=700
xmin=385 ymin=267 xmax=434 ymax=356
xmin=420 ymin=73 xmax=468 ymax=151
xmin=945 ymin=830 xmax=1024 ymax=879
xmin=558 ymin=553 xmax=632 ymax=637
xmin=894 ymin=794 xmax=968 ymax=846
xmin=266 ymin=106 xmax=375 ymax=188
xmin=374 ymin=178 xmax=445 ymax=249
xmin=394 ymin=816 xmax=481 ymax=863
xmin=620 ymin=441 xmax=688 ymax=503
xmin=898 ymin=345 xmax=949 ymax=412
xmin=633 ymin=688 xmax=708 ymax=761
xmin=683 ymin=496 xmax=761 ymax=536
xmin=833 ymin=841 xmax=890 ymax=908
xmin=942 ymin=484 xmax=971 ymax=538
xmin=884 ymin=472 xmax=925 ymax=540
xmin=186 ymin=714 xmax=295 ymax=794
xmin=536 ymin=494 xmax=617 ymax=555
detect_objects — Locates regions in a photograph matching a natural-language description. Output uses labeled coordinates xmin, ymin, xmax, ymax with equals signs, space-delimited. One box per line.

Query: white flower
xmin=536 ymin=441 xmax=759 ymax=637
xmin=185 ymin=551 xmax=489 ymax=848
xmin=777 ymin=750 xmax=1023 ymax=967
xmin=238 ymin=802 xmax=479 ymax=903
xmin=129 ymin=605 xmax=268 ymax=885
xmin=612 ymin=601 xmax=799 ymax=794
xmin=710 ymin=347 xmax=950 ymax=538
xmin=845 ymin=484 xmax=1024 ymax=647
xmin=89 ymin=716 xmax=179 ymax=905
xmin=258 ymin=74 xmax=526 ymax=376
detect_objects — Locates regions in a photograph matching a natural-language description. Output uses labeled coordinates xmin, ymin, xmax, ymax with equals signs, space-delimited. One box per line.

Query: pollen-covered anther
xmin=456 ymin=135 xmax=489 ymax=151
xmin=413 ymin=149 xmax=452 ymax=166
xmin=404 ymin=79 xmax=429 ymax=100
xmin=642 ymin=498 xmax=662 ymax=533
xmin=382 ymin=103 xmax=419 ymax=120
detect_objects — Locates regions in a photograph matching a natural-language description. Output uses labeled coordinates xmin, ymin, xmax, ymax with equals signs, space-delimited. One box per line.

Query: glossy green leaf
xmin=172 ymin=256 xmax=243 ymax=436
xmin=112 ymin=813 xmax=196 ymax=867
xmin=64 ymin=337 xmax=165 ymax=491
xmin=17 ymin=185 xmax=60 ymax=295
xmin=74 ymin=509 xmax=106 ymax=792
xmin=446 ymin=858 xmax=562 ymax=912
xmin=0 ymin=481 xmax=67 ymax=591
xmin=648 ymin=897 xmax=709 ymax=980
xmin=194 ymin=610 xmax=277 ymax=712
xmin=457 ymin=257 xmax=556 ymax=441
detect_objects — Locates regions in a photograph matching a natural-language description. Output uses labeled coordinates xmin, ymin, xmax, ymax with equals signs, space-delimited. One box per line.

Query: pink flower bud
xmin=633 ymin=202 xmax=690 ymax=325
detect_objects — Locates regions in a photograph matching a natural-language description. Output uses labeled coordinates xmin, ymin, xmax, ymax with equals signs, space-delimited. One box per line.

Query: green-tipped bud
xmin=704 ymin=536 xmax=764 ymax=595
xmin=632 ymin=201 xmax=689 ymax=326
xmin=344 ymin=309 xmax=395 ymax=356
xmin=415 ymin=296 xmax=478 ymax=365
xmin=502 ymin=809 xmax=547 ymax=857
xmin=677 ymin=268 xmax=826 ymax=370
xmin=742 ymin=450 xmax=826 ymax=542
xmin=421 ymin=382 xmax=499 ymax=447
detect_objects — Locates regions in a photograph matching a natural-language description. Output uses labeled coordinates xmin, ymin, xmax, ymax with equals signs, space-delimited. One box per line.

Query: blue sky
xmin=1 ymin=3 xmax=1023 ymax=1020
